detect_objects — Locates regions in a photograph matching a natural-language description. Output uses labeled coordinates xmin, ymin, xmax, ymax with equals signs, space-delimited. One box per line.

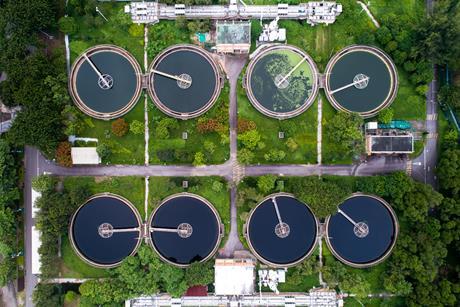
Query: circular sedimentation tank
xmin=325 ymin=194 xmax=398 ymax=267
xmin=148 ymin=193 xmax=222 ymax=267
xmin=245 ymin=45 xmax=319 ymax=119
xmin=246 ymin=193 xmax=318 ymax=267
xmin=69 ymin=45 xmax=143 ymax=120
xmin=69 ymin=193 xmax=142 ymax=268
xmin=324 ymin=45 xmax=398 ymax=117
xmin=148 ymin=45 xmax=223 ymax=119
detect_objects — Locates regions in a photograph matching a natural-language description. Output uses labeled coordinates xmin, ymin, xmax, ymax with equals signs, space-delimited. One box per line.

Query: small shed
xmin=214 ymin=258 xmax=255 ymax=295
xmin=71 ymin=147 xmax=101 ymax=165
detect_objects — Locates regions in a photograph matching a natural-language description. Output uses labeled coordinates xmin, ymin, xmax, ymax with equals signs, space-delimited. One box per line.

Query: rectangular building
xmin=216 ymin=21 xmax=251 ymax=54
xmin=366 ymin=134 xmax=414 ymax=155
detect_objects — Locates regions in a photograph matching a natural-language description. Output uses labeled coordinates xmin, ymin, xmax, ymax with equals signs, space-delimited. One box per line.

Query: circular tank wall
xmin=148 ymin=193 xmax=222 ymax=267
xmin=245 ymin=45 xmax=319 ymax=119
xmin=69 ymin=45 xmax=143 ymax=120
xmin=246 ymin=193 xmax=318 ymax=267
xmin=69 ymin=193 xmax=142 ymax=268
xmin=148 ymin=44 xmax=223 ymax=119
xmin=324 ymin=45 xmax=398 ymax=117
xmin=325 ymin=193 xmax=398 ymax=267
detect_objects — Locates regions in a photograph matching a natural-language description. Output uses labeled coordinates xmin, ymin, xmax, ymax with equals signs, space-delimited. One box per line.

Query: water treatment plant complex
xmin=20 ymin=1 xmax=451 ymax=307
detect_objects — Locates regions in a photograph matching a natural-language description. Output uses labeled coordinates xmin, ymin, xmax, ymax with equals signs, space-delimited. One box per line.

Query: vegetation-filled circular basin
xmin=246 ymin=45 xmax=318 ymax=118
xmin=325 ymin=46 xmax=397 ymax=115
xmin=326 ymin=195 xmax=398 ymax=266
xmin=149 ymin=194 xmax=221 ymax=266
xmin=149 ymin=45 xmax=220 ymax=118
xmin=70 ymin=45 xmax=142 ymax=119
xmin=70 ymin=195 xmax=141 ymax=267
xmin=247 ymin=195 xmax=317 ymax=266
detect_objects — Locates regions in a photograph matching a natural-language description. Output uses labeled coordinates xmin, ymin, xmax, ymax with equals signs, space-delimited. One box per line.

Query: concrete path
xmin=144 ymin=25 xmax=150 ymax=220
xmin=1 ymin=281 xmax=18 ymax=307
xmin=317 ymin=96 xmax=322 ymax=165
xmin=24 ymin=147 xmax=40 ymax=307
xmin=219 ymin=54 xmax=247 ymax=257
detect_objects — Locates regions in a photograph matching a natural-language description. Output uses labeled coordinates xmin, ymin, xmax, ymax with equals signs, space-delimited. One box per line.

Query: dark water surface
xmin=76 ymin=52 xmax=139 ymax=113
xmin=328 ymin=196 xmax=396 ymax=264
xmin=152 ymin=50 xmax=217 ymax=113
xmin=150 ymin=196 xmax=219 ymax=265
xmin=72 ymin=197 xmax=140 ymax=265
xmin=328 ymin=51 xmax=391 ymax=113
xmin=248 ymin=196 xmax=317 ymax=265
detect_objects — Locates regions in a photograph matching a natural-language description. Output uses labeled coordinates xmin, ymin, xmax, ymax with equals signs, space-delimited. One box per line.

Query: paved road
xmin=411 ymin=1 xmax=438 ymax=187
xmin=411 ymin=73 xmax=438 ymax=187
xmin=24 ymin=147 xmax=40 ymax=307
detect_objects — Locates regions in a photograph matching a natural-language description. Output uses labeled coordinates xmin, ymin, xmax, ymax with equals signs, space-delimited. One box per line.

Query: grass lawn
xmin=79 ymin=99 xmax=145 ymax=165
xmin=410 ymin=139 xmax=425 ymax=159
xmin=69 ymin=2 xmax=146 ymax=165
xmin=60 ymin=176 xmax=145 ymax=277
xmin=149 ymin=87 xmax=230 ymax=165
xmin=344 ymin=297 xmax=406 ymax=307
xmin=69 ymin=2 xmax=144 ymax=63
xmin=322 ymin=94 xmax=353 ymax=164
xmin=63 ymin=176 xmax=145 ymax=215
xmin=238 ymin=82 xmax=317 ymax=164
xmin=322 ymin=241 xmax=387 ymax=294
xmin=368 ymin=0 xmax=425 ymax=19
xmin=60 ymin=235 xmax=110 ymax=278
xmin=148 ymin=177 xmax=230 ymax=245
xmin=277 ymin=248 xmax=321 ymax=292
xmin=391 ymin=71 xmax=426 ymax=120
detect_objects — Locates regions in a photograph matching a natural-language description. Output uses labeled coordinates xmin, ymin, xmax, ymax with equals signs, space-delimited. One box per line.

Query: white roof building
xmin=31 ymin=226 xmax=42 ymax=275
xmin=71 ymin=147 xmax=101 ymax=165
xmin=214 ymin=258 xmax=256 ymax=296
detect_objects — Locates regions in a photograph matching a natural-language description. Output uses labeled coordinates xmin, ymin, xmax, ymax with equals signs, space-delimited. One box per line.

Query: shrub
xmin=96 ymin=143 xmax=111 ymax=161
xmin=128 ymin=24 xmax=144 ymax=37
xmin=111 ymin=118 xmax=129 ymax=137
xmin=193 ymin=152 xmax=205 ymax=166
xmin=378 ymin=108 xmax=394 ymax=124
xmin=58 ymin=16 xmax=77 ymax=34
xmin=238 ymin=148 xmax=254 ymax=164
xmin=204 ymin=141 xmax=216 ymax=154
xmin=285 ymin=138 xmax=298 ymax=152
xmin=129 ymin=120 xmax=144 ymax=135
xmin=212 ymin=181 xmax=224 ymax=192
xmin=32 ymin=175 xmax=55 ymax=193
xmin=197 ymin=118 xmax=223 ymax=134
xmin=55 ymin=142 xmax=72 ymax=167
xmin=238 ymin=130 xmax=261 ymax=150
xmin=257 ymin=175 xmax=277 ymax=194
xmin=238 ymin=119 xmax=256 ymax=133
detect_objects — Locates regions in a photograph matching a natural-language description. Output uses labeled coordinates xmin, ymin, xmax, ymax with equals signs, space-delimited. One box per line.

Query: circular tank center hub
xmin=98 ymin=74 xmax=114 ymax=90
xmin=98 ymin=223 xmax=114 ymax=238
xmin=353 ymin=73 xmax=369 ymax=90
xmin=274 ymin=74 xmax=290 ymax=89
xmin=177 ymin=223 xmax=193 ymax=238
xmin=177 ymin=74 xmax=192 ymax=89
xmin=275 ymin=222 xmax=291 ymax=238
xmin=353 ymin=221 xmax=369 ymax=238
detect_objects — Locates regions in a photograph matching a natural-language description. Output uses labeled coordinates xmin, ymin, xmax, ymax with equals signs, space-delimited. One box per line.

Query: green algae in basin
xmin=246 ymin=45 xmax=318 ymax=119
